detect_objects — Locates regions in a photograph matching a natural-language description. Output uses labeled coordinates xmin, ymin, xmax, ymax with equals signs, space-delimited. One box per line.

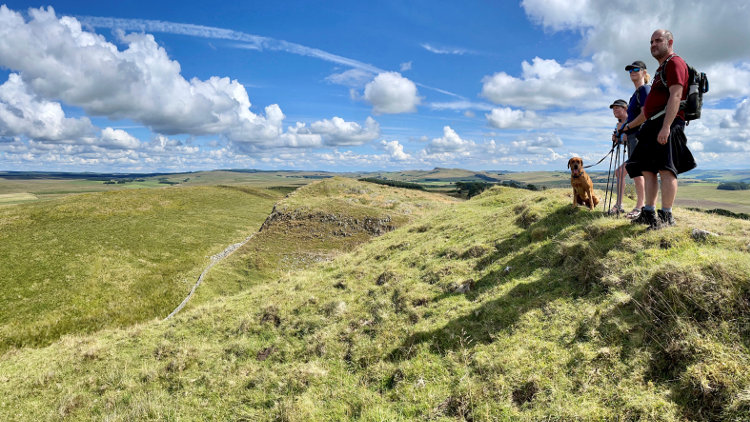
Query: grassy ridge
xmin=1 ymin=181 xmax=749 ymax=420
xmin=0 ymin=186 xmax=282 ymax=352
xmin=192 ymin=177 xmax=454 ymax=308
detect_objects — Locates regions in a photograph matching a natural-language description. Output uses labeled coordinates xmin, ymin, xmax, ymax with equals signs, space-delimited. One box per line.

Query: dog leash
xmin=583 ymin=144 xmax=617 ymax=169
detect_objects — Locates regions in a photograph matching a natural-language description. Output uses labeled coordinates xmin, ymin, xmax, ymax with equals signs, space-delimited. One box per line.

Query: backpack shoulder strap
xmin=659 ymin=54 xmax=678 ymax=87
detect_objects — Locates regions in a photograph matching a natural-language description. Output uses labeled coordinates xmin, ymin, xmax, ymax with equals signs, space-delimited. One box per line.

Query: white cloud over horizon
xmin=364 ymin=72 xmax=422 ymax=115
xmin=378 ymin=140 xmax=411 ymax=161
xmin=0 ymin=6 xmax=386 ymax=160
xmin=481 ymin=57 xmax=612 ymax=110
xmin=486 ymin=107 xmax=545 ymax=129
xmin=0 ymin=4 xmax=748 ymax=173
xmin=309 ymin=116 xmax=381 ymax=146
xmin=425 ymin=126 xmax=475 ymax=154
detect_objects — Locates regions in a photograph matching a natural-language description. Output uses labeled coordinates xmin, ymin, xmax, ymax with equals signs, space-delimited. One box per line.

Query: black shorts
xmin=626 ymin=116 xmax=696 ymax=178
xmin=622 ymin=135 xmax=641 ymax=178
xmin=625 ymin=136 xmax=638 ymax=161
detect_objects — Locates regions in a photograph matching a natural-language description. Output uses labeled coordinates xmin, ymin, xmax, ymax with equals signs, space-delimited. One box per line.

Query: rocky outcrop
xmin=260 ymin=208 xmax=395 ymax=236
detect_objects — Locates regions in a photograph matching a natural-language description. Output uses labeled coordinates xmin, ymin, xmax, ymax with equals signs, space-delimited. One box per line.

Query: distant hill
xmin=2 ymin=180 xmax=749 ymax=420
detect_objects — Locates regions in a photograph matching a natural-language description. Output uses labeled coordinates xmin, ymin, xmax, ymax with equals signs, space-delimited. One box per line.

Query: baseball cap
xmin=625 ymin=60 xmax=647 ymax=71
xmin=609 ymin=99 xmax=627 ymax=109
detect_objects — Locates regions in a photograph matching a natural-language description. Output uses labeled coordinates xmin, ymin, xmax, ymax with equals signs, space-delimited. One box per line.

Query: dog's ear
xmin=580 ymin=159 xmax=584 ymax=167
xmin=567 ymin=158 xmax=572 ymax=169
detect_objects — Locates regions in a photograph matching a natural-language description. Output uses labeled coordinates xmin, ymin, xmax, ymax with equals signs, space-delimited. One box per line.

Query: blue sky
xmin=1 ymin=1 xmax=749 ymax=173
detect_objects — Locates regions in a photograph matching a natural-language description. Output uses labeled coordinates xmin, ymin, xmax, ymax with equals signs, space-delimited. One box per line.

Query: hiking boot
xmin=642 ymin=209 xmax=662 ymax=231
xmin=630 ymin=207 xmax=650 ymax=225
xmin=658 ymin=209 xmax=676 ymax=228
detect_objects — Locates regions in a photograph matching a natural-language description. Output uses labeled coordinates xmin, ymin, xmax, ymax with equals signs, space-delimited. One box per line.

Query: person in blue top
xmin=612 ymin=61 xmax=651 ymax=218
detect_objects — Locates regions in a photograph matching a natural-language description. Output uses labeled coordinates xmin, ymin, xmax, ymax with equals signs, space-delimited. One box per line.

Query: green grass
xmin=0 ymin=185 xmax=283 ymax=352
xmin=0 ymin=192 xmax=38 ymax=205
xmin=192 ymin=177 xmax=454 ymax=309
xmin=674 ymin=183 xmax=750 ymax=213
xmin=1 ymin=180 xmax=749 ymax=421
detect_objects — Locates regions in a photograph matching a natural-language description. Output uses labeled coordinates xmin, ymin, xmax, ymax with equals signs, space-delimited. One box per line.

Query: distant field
xmin=0 ymin=192 xmax=38 ymax=205
xmin=674 ymin=183 xmax=750 ymax=213
xmin=0 ymin=169 xmax=322 ymax=200
xmin=0 ymin=185 xmax=283 ymax=352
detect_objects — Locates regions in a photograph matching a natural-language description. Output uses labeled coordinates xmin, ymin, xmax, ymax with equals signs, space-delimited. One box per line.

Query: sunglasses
xmin=628 ymin=67 xmax=641 ymax=73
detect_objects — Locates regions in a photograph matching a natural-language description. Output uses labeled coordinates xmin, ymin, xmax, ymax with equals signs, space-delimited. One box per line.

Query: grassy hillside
xmin=191 ymin=177 xmax=455 ymax=308
xmin=1 ymin=182 xmax=749 ymax=421
xmin=0 ymin=185 xmax=283 ymax=352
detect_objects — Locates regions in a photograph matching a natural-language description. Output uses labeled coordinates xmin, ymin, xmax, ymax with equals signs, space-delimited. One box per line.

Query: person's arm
xmin=624 ymin=110 xmax=646 ymax=132
xmin=620 ymin=86 xmax=650 ymax=134
xmin=657 ymin=84 xmax=684 ymax=145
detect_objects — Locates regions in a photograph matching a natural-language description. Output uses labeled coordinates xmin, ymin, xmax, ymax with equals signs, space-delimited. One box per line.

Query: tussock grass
xmin=0 ymin=186 xmax=282 ymax=352
xmin=1 ymin=182 xmax=749 ymax=420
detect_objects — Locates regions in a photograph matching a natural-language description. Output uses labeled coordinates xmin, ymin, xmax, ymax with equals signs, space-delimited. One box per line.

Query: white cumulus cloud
xmin=364 ymin=72 xmax=422 ymax=115
xmin=309 ymin=116 xmax=380 ymax=146
xmin=720 ymin=99 xmax=750 ymax=129
xmin=425 ymin=126 xmax=475 ymax=154
xmin=521 ymin=0 xmax=750 ymax=96
xmin=378 ymin=140 xmax=411 ymax=161
xmin=511 ymin=132 xmax=563 ymax=154
xmin=100 ymin=128 xmax=141 ymax=150
xmin=0 ymin=73 xmax=96 ymax=143
xmin=481 ymin=58 xmax=604 ymax=110
xmin=486 ymin=107 xmax=544 ymax=129
xmin=0 ymin=6 xmax=325 ymax=149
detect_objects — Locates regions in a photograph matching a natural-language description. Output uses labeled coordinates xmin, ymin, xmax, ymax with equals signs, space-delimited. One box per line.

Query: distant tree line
xmin=102 ymin=178 xmax=146 ymax=185
xmin=717 ymin=182 xmax=749 ymax=190
xmin=473 ymin=173 xmax=500 ymax=182
xmin=158 ymin=177 xmax=179 ymax=185
xmin=686 ymin=207 xmax=750 ymax=221
xmin=455 ymin=182 xmax=490 ymax=198
xmin=359 ymin=178 xmax=425 ymax=190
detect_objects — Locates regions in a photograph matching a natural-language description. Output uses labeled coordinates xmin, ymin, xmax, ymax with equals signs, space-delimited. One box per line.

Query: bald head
xmin=654 ymin=29 xmax=673 ymax=41
xmin=650 ymin=29 xmax=674 ymax=61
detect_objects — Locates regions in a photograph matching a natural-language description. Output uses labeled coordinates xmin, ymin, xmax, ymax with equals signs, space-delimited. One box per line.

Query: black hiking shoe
xmin=642 ymin=209 xmax=661 ymax=231
xmin=658 ymin=209 xmax=676 ymax=228
xmin=631 ymin=207 xmax=650 ymax=225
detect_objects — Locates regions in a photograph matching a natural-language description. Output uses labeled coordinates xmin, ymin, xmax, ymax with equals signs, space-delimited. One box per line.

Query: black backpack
xmin=658 ymin=55 xmax=709 ymax=122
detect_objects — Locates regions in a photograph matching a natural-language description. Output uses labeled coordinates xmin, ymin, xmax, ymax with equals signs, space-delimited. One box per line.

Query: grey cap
xmin=609 ymin=99 xmax=628 ymax=109
xmin=625 ymin=60 xmax=647 ymax=71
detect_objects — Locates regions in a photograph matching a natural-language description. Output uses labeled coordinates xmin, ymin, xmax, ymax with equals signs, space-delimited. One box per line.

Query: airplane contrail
xmin=77 ymin=16 xmax=466 ymax=100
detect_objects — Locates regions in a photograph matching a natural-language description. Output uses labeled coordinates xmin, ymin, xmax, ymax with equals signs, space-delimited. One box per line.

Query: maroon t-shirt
xmin=643 ymin=54 xmax=689 ymax=120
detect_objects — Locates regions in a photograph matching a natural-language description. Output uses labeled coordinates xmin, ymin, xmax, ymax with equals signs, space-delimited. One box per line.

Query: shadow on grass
xmin=390 ymin=205 xmax=644 ymax=361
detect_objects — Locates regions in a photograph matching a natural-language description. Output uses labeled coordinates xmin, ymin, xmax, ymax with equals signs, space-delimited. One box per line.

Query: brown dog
xmin=567 ymin=157 xmax=599 ymax=210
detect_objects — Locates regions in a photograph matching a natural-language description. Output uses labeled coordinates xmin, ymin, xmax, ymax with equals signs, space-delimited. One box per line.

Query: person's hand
xmin=622 ymin=133 xmax=627 ymax=143
xmin=657 ymin=126 xmax=670 ymax=145
xmin=611 ymin=133 xmax=616 ymax=143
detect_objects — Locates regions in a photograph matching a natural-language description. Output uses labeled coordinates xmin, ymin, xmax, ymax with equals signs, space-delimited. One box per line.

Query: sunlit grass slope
xmin=2 ymin=185 xmax=750 ymax=420
xmin=0 ymin=185 xmax=282 ymax=352
xmin=193 ymin=177 xmax=455 ymax=307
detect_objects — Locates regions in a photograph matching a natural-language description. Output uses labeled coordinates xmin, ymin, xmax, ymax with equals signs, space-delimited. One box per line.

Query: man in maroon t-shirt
xmin=624 ymin=29 xmax=696 ymax=230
